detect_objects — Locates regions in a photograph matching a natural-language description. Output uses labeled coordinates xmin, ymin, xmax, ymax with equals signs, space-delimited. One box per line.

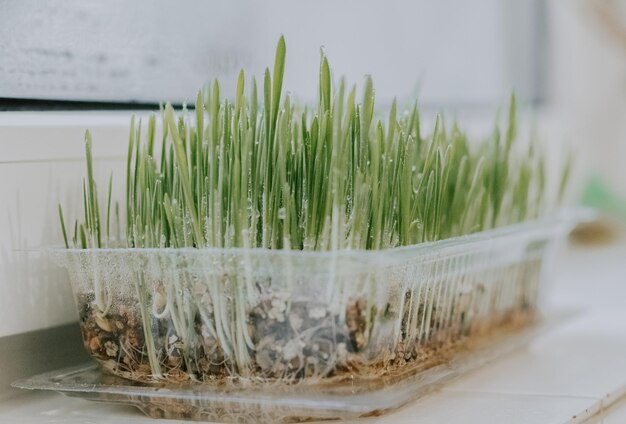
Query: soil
xmin=78 ymin=301 xmax=536 ymax=423
xmin=77 ymin=290 xmax=536 ymax=386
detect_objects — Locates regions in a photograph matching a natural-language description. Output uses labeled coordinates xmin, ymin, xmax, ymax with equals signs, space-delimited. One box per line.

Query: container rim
xmin=45 ymin=207 xmax=594 ymax=260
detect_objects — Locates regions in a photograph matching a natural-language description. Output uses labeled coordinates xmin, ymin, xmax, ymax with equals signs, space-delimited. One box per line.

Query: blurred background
xmin=1 ymin=0 xmax=626 ymax=203
xmin=1 ymin=0 xmax=626 ymax=335
xmin=3 ymin=3 xmax=626 ymax=421
xmin=0 ymin=1 xmax=543 ymax=107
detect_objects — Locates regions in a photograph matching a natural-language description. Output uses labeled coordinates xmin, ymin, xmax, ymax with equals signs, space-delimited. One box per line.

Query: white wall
xmin=0 ymin=1 xmax=539 ymax=108
xmin=0 ymin=113 xmax=133 ymax=337
xmin=255 ymin=0 xmax=511 ymax=107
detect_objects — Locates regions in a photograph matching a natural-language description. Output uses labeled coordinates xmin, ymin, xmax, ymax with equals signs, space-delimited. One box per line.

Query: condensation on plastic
xmin=45 ymin=211 xmax=584 ymax=421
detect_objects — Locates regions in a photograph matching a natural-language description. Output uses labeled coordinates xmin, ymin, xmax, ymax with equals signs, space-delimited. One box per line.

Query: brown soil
xmin=77 ymin=291 xmax=536 ymax=387
xmin=79 ymin=305 xmax=536 ymax=423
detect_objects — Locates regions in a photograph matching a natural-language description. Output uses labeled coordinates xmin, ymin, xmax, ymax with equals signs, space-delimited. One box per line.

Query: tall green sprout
xmin=59 ymin=36 xmax=566 ymax=251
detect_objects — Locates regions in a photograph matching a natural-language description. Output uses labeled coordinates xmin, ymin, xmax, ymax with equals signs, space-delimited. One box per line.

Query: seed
xmin=154 ymin=287 xmax=167 ymax=311
xmin=89 ymin=336 xmax=101 ymax=352
xmin=95 ymin=316 xmax=113 ymax=332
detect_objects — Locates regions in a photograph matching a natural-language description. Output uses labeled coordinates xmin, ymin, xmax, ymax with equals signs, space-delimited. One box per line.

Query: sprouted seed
xmin=55 ymin=38 xmax=572 ymax=398
xmin=59 ymin=36 xmax=569 ymax=252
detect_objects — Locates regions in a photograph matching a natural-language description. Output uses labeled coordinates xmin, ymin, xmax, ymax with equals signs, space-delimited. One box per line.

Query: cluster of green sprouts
xmin=59 ymin=37 xmax=570 ymax=251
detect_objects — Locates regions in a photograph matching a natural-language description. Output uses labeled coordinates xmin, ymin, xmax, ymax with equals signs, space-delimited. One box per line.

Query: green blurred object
xmin=581 ymin=175 xmax=626 ymax=221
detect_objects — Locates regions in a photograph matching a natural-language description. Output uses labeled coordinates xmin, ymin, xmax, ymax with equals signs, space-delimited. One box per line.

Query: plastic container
xmin=50 ymin=212 xmax=581 ymax=421
xmin=12 ymin=315 xmax=562 ymax=422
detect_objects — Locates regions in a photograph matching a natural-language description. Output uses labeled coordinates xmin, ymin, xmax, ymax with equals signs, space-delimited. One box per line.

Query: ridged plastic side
xmin=51 ymin=215 xmax=571 ymax=386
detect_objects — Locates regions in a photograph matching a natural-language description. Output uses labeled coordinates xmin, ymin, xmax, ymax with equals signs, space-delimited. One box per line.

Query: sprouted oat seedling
xmin=57 ymin=37 xmax=572 ymax=391
xmin=61 ymin=36 xmax=567 ymax=252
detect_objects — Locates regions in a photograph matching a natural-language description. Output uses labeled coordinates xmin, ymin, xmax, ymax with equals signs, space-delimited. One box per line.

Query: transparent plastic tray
xmin=13 ymin=315 xmax=562 ymax=422
xmin=33 ymin=211 xmax=584 ymax=421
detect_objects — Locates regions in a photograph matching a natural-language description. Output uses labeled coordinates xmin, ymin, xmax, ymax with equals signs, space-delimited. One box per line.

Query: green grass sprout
xmin=60 ymin=38 xmax=568 ymax=251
